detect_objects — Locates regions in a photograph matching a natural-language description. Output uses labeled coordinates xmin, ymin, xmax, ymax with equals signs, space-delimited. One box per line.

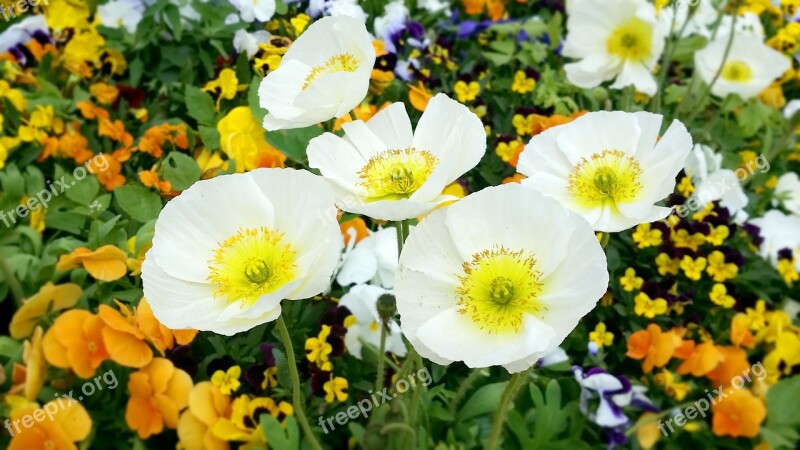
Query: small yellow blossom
xmin=211 ymin=366 xmax=242 ymax=395
xmin=677 ymin=176 xmax=694 ymax=197
xmin=323 ymin=375 xmax=349 ymax=403
xmin=634 ymin=292 xmax=669 ymax=318
xmin=709 ymin=284 xmax=735 ymax=308
xmin=632 ymin=223 xmax=663 ymax=248
xmin=620 ymin=267 xmax=644 ymax=292
xmin=655 ymin=253 xmax=680 ymax=276
xmin=454 ymin=80 xmax=480 ymax=103
xmin=680 ymin=256 xmax=707 ymax=281
xmin=672 ymin=229 xmax=706 ymax=251
xmin=707 ymin=250 xmax=738 ymax=282
xmin=589 ymin=322 xmax=614 ymax=348
xmin=511 ymin=70 xmax=535 ymax=94
xmin=706 ymin=225 xmax=730 ymax=246
xmin=305 ymin=325 xmax=333 ymax=370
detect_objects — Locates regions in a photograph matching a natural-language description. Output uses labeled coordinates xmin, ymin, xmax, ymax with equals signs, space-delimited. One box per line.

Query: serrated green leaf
xmin=113 ymin=185 xmax=163 ymax=223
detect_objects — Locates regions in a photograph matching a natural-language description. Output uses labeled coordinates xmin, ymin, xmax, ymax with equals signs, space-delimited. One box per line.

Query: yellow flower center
xmin=456 ymin=246 xmax=546 ymax=334
xmin=208 ymin=227 xmax=296 ymax=305
xmin=607 ymin=17 xmax=653 ymax=62
xmin=358 ymin=148 xmax=439 ymax=201
xmin=303 ymin=53 xmax=361 ymax=90
xmin=568 ymin=150 xmax=643 ymax=209
xmin=720 ymin=60 xmax=753 ymax=83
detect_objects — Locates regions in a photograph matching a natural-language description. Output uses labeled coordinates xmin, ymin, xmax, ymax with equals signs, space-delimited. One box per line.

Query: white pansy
xmin=143 ymin=168 xmax=342 ymax=335
xmin=774 ymin=172 xmax=800 ymax=216
xmin=258 ymin=16 xmax=375 ymax=130
xmin=337 ymin=227 xmax=398 ymax=289
xmin=517 ymin=111 xmax=693 ymax=232
xmin=784 ymin=99 xmax=800 ymax=119
xmin=695 ymin=33 xmax=789 ymax=99
xmin=98 ymin=0 xmax=145 ymax=33
xmin=307 ymin=94 xmax=485 ymax=221
xmin=395 ymin=183 xmax=608 ymax=372
xmin=374 ymin=0 xmax=408 ymax=52
xmin=684 ymin=144 xmax=749 ymax=220
xmin=229 ymin=0 xmax=276 ymax=22
xmin=563 ymin=0 xmax=667 ymax=95
xmin=234 ymin=29 xmax=271 ymax=58
xmin=340 ymin=284 xmax=406 ymax=359
xmin=748 ymin=209 xmax=800 ymax=267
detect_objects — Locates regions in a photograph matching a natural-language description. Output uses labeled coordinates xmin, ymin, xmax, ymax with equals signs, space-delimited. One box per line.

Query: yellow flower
xmin=64 ymin=29 xmax=106 ymax=77
xmin=763 ymin=331 xmax=800 ymax=383
xmin=323 ymin=375 xmax=349 ymax=403
xmin=291 ymin=13 xmax=311 ymax=35
xmin=0 ymin=80 xmax=26 ymax=111
xmin=777 ymin=257 xmax=799 ymax=284
xmin=177 ymin=382 xmax=231 ymax=450
xmin=620 ymin=267 xmax=643 ymax=292
xmin=709 ymin=284 xmax=735 ymax=308
xmin=677 ymin=176 xmax=694 ymax=197
xmin=706 ymin=224 xmax=730 ymax=246
xmin=634 ymin=292 xmax=668 ymax=318
xmin=495 ymin=138 xmax=523 ymax=164
xmin=211 ymin=366 xmax=242 ymax=395
xmin=90 ymin=82 xmax=120 ymax=105
xmin=589 ymin=322 xmax=614 ymax=348
xmin=56 ymin=245 xmax=128 ymax=281
xmin=305 ymin=325 xmax=333 ymax=370
xmin=706 ymin=250 xmax=738 ymax=282
xmin=745 ymin=300 xmax=767 ymax=331
xmin=45 ymin=0 xmax=91 ymax=30
xmin=672 ymin=229 xmax=706 ymax=251
xmin=653 ymin=370 xmax=691 ymax=401
xmin=511 ymin=70 xmax=535 ymax=94
xmin=9 ymin=282 xmax=83 ymax=339
xmin=8 ymin=398 xmax=92 ymax=450
xmin=632 ymin=223 xmax=662 ymax=248
xmin=217 ymin=106 xmax=286 ymax=172
xmin=680 ymin=255 xmax=707 ymax=281
xmin=203 ymin=68 xmax=240 ymax=109
xmin=454 ymin=80 xmax=480 ymax=103
xmin=0 ymin=136 xmax=21 ymax=169
xmin=212 ymin=395 xmax=293 ymax=443
xmin=511 ymin=113 xmax=534 ymax=135
xmin=655 ymin=253 xmax=680 ymax=276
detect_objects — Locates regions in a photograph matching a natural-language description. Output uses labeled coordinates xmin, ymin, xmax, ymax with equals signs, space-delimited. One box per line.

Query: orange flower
xmin=626 ymin=324 xmax=681 ymax=372
xmin=177 ymin=382 xmax=231 ymax=450
xmin=87 ymin=153 xmax=125 ymax=190
xmin=76 ymin=101 xmax=110 ymax=120
xmin=57 ymin=129 xmax=94 ymax=164
xmin=340 ymin=217 xmax=369 ymax=246
xmin=731 ymin=313 xmax=755 ymax=349
xmin=98 ymin=302 xmax=154 ymax=369
xmin=136 ymin=297 xmax=198 ymax=353
xmin=90 ymin=82 xmax=119 ymax=105
xmin=98 ymin=118 xmax=133 ymax=148
xmin=408 ymin=82 xmax=432 ymax=112
xmin=711 ymin=389 xmax=765 ymax=437
xmin=706 ymin=346 xmax=751 ymax=388
xmin=333 ymin=102 xmax=381 ymax=130
xmin=9 ymin=327 xmax=47 ymax=400
xmin=676 ymin=340 xmax=724 ymax=376
xmin=43 ymin=310 xmax=109 ymax=378
xmin=126 ymin=358 xmax=193 ymax=439
xmin=8 ymin=400 xmax=92 ymax=450
xmin=139 ymin=169 xmax=173 ymax=195
xmin=502 ymin=173 xmax=526 ymax=184
xmin=56 ymin=245 xmax=128 ymax=281
xmin=9 ymin=282 xmax=83 ymax=339
xmin=462 ymin=0 xmax=505 ymax=20
xmin=136 ymin=123 xmax=189 ymax=158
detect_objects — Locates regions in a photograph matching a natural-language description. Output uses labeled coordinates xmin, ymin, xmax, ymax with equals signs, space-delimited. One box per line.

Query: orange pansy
xmin=43 ymin=310 xmax=109 ymax=379
xmin=340 ymin=217 xmax=369 ymax=246
xmin=676 ymin=340 xmax=725 ymax=376
xmin=626 ymin=323 xmax=681 ymax=373
xmin=56 ymin=245 xmax=128 ymax=281
xmin=731 ymin=313 xmax=755 ymax=349
xmin=9 ymin=282 xmax=83 ymax=339
xmin=89 ymin=82 xmax=119 ymax=105
xmin=711 ymin=388 xmax=765 ymax=438
xmin=706 ymin=346 xmax=751 ymax=388
xmin=125 ymin=358 xmax=193 ymax=439
xmin=8 ymin=400 xmax=92 ymax=450
xmin=98 ymin=303 xmax=153 ymax=368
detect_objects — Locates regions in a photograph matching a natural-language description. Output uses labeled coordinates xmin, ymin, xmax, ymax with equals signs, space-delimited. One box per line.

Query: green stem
xmin=0 ymin=254 xmax=23 ymax=306
xmin=375 ymin=319 xmax=388 ymax=392
xmin=449 ymin=369 xmax=486 ymax=415
xmin=359 ymin=338 xmax=401 ymax=371
xmin=485 ymin=368 xmax=532 ymax=450
xmin=380 ymin=422 xmax=416 ymax=436
xmin=620 ymin=85 xmax=634 ymax=112
xmin=276 ymin=316 xmax=323 ymax=450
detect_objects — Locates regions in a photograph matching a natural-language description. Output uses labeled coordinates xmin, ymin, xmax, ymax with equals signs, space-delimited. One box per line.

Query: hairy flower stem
xmin=276 ymin=316 xmax=324 ymax=450
xmin=486 ymin=367 xmax=533 ymax=450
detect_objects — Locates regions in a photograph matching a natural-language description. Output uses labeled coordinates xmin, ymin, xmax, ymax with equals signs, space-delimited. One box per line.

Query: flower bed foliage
xmin=1 ymin=0 xmax=800 ymax=449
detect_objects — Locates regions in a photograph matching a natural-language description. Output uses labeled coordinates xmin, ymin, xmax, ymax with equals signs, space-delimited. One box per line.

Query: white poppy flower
xmin=307 ymin=94 xmax=486 ymax=221
xmin=562 ymin=0 xmax=667 ymax=95
xmin=517 ymin=111 xmax=693 ymax=232
xmin=229 ymin=0 xmax=276 ymax=22
xmin=142 ymin=168 xmax=343 ymax=335
xmin=395 ymin=183 xmax=608 ymax=373
xmin=337 ymin=227 xmax=398 ymax=288
xmin=774 ymin=173 xmax=800 ymax=216
xmin=695 ymin=33 xmax=790 ymax=99
xmin=718 ymin=12 xmax=765 ymax=38
xmin=258 ymin=16 xmax=375 ymax=131
xmin=339 ymin=284 xmax=406 ymax=359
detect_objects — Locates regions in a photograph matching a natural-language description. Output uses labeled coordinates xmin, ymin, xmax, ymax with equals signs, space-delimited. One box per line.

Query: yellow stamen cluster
xmin=569 ymin=150 xmax=643 ymax=209
xmin=607 ymin=17 xmax=653 ymax=62
xmin=303 ymin=53 xmax=360 ymax=89
xmin=456 ymin=245 xmax=545 ymax=334
xmin=720 ymin=60 xmax=753 ymax=83
xmin=208 ymin=227 xmax=296 ymax=305
xmin=358 ymin=148 xmax=438 ymax=200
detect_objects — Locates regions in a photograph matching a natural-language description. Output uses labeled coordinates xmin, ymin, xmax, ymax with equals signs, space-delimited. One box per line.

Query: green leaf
xmin=275 ymin=0 xmax=288 ymax=15
xmin=265 ymin=125 xmax=323 ymax=165
xmin=160 ymin=151 xmax=201 ymax=191
xmin=129 ymin=58 xmax=144 ymax=86
xmin=248 ymin=76 xmax=266 ymax=123
xmin=185 ymin=86 xmax=216 ymax=126
xmin=113 ymin=185 xmax=163 ymax=223
xmin=272 ymin=348 xmax=293 ymax=391
xmin=763 ymin=376 xmax=800 ymax=449
xmin=65 ymin=176 xmax=101 ymax=206
xmin=456 ymin=382 xmax=508 ymax=422
xmin=199 ymin=126 xmax=221 ymax=151
xmin=261 ymin=415 xmax=299 ymax=450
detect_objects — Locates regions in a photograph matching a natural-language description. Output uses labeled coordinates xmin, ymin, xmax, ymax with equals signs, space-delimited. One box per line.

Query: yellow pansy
xmin=632 ymin=223 xmax=663 ymax=248
xmin=709 ymin=284 xmax=735 ymax=308
xmin=634 ymin=292 xmax=668 ymax=318
xmin=620 ymin=267 xmax=644 ymax=292
xmin=680 ymin=255 xmax=707 ymax=281
xmin=454 ymin=80 xmax=480 ymax=103
xmin=589 ymin=322 xmax=614 ymax=348
xmin=211 ymin=366 xmax=242 ymax=395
